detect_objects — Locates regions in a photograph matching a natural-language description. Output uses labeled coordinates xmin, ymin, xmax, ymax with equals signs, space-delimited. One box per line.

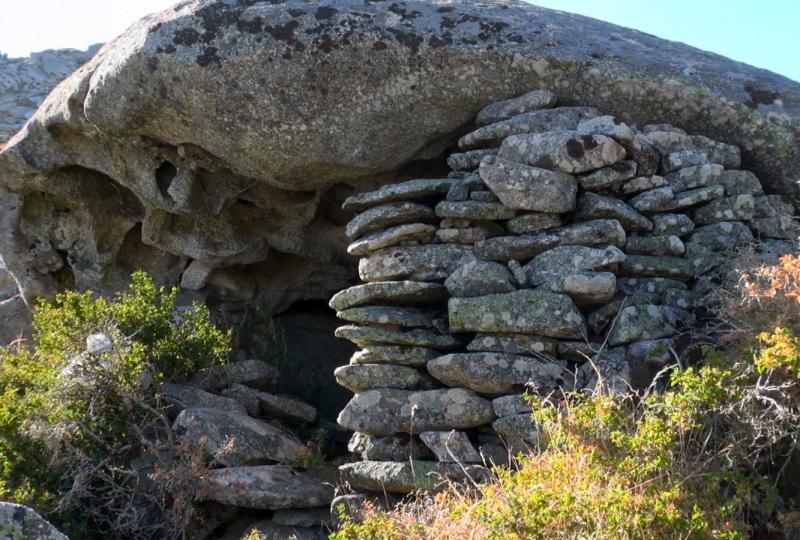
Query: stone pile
xmin=0 ymin=45 xmax=100 ymax=142
xmin=332 ymin=89 xmax=796 ymax=496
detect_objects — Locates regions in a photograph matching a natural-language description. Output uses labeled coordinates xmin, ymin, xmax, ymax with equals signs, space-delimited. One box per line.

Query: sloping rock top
xmin=0 ymin=0 xmax=798 ymax=309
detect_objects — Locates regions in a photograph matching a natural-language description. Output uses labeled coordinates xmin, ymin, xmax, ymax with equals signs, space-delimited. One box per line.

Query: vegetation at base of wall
xmin=0 ymin=272 xmax=231 ymax=539
xmin=333 ymin=251 xmax=800 ymax=540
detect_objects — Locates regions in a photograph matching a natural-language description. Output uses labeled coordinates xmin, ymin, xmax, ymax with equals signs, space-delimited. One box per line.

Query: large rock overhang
xmin=0 ymin=0 xmax=798 ymax=307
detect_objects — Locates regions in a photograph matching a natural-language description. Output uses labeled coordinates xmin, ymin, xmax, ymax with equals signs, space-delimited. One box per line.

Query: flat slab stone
xmin=467 ymin=333 xmax=558 ymax=356
xmin=578 ymin=160 xmax=638 ymax=191
xmin=524 ymin=245 xmax=626 ymax=286
xmin=546 ymin=271 xmax=617 ymax=306
xmin=577 ymin=115 xmax=637 ymax=149
xmin=622 ymin=175 xmax=667 ymax=195
xmin=607 ymin=304 xmax=691 ymax=346
xmin=427 ymin=352 xmax=572 ymax=394
xmin=329 ymin=281 xmax=448 ymax=311
xmin=447 ymin=149 xmax=498 ymax=171
xmin=625 ymin=235 xmax=685 ymax=256
xmin=693 ymin=194 xmax=755 ymax=225
xmin=646 ymin=131 xmax=740 ymax=169
xmin=348 ymin=432 xmax=433 ymax=461
xmin=652 ymin=213 xmax=695 ymax=235
xmin=753 ymin=194 xmax=795 ymax=217
xmin=435 ymin=225 xmax=501 ymax=244
xmin=470 ymin=190 xmax=499 ymax=202
xmin=343 ymin=178 xmax=455 ymax=212
xmin=163 ymin=383 xmax=248 ymax=416
xmin=345 ymin=202 xmax=435 ymax=239
xmin=420 ymin=430 xmax=483 ymax=463
xmin=173 ymin=408 xmax=308 ymax=466
xmin=459 ymin=106 xmax=598 ymax=149
xmin=339 ymin=461 xmax=490 ymax=494
xmin=336 ymin=306 xmax=442 ymax=328
xmin=617 ymin=277 xmax=688 ymax=304
xmin=475 ymin=233 xmax=560 ymax=262
xmin=492 ymin=394 xmax=534 ymax=417
xmin=553 ymin=219 xmax=627 ymax=248
xmin=221 ymin=384 xmax=317 ymax=424
xmin=664 ymin=184 xmax=725 ymax=211
xmin=0 ymin=502 xmax=68 ymax=540
xmin=350 ymin=346 xmax=439 ymax=367
xmin=448 ymin=289 xmax=586 ymax=339
xmin=663 ymin=163 xmax=723 ymax=192
xmin=334 ymin=364 xmax=436 ymax=393
xmin=506 ymin=213 xmax=562 ymax=234
xmin=719 ymin=170 xmax=764 ymax=196
xmin=445 ymin=260 xmax=516 ymax=298
xmin=335 ymin=325 xmax=461 ymax=350
xmin=435 ymin=200 xmax=516 ymax=220
xmin=498 ymin=130 xmax=627 ymax=174
xmin=359 ymin=244 xmax=476 ymax=282
xmin=687 ymin=222 xmax=754 ymax=251
xmin=190 ymin=359 xmax=279 ymax=392
xmin=337 ymin=388 xmax=494 ymax=436
xmin=629 ymin=186 xmax=675 ymax=213
xmin=347 ymin=223 xmax=436 ymax=256
xmin=492 ymin=414 xmax=541 ymax=452
xmin=200 ymin=466 xmax=334 ymax=509
xmin=619 ymin=255 xmax=694 ymax=280
xmin=475 ymin=89 xmax=557 ymax=126
xmin=479 ymin=156 xmax=577 ymax=213
xmin=575 ymin=192 xmax=653 ymax=232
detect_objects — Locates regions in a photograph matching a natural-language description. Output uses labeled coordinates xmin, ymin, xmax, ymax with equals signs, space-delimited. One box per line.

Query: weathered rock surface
xmin=190 ymin=359 xmax=279 ymax=392
xmin=339 ymin=460 xmax=490 ymax=493
xmin=349 ymin=345 xmax=438 ymax=367
xmin=0 ymin=0 xmax=798 ymax=312
xmin=359 ymin=244 xmax=476 ymax=282
xmin=0 ymin=502 xmax=67 ymax=540
xmin=444 ymin=260 xmax=516 ymax=298
xmin=348 ymin=432 xmax=434 ymax=461
xmin=524 ymin=245 xmax=626 ymax=285
xmin=419 ymin=430 xmax=482 ymax=463
xmin=335 ymin=324 xmax=460 ymax=349
xmin=200 ymin=466 xmax=334 ymax=509
xmin=337 ymin=388 xmax=494 ymax=436
xmin=498 ymin=131 xmax=626 ymax=174
xmin=475 ymin=89 xmax=557 ymax=126
xmin=334 ymin=363 xmax=435 ymax=393
xmin=329 ymin=281 xmax=447 ymax=311
xmin=467 ymin=333 xmax=558 ymax=356
xmin=479 ymin=156 xmax=577 ymax=213
xmin=345 ymin=202 xmax=435 ymax=239
xmin=163 ymin=383 xmax=248 ymax=416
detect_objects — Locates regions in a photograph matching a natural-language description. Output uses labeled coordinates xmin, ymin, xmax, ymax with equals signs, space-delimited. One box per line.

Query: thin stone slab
xmin=163 ymin=383 xmax=248 ymax=416
xmin=347 ymin=223 xmax=436 ymax=256
xmin=343 ymin=178 xmax=456 ymax=212
xmin=350 ymin=346 xmax=439 ymax=367
xmin=458 ymin=106 xmax=598 ymax=149
xmin=575 ymin=193 xmax=653 ymax=232
xmin=661 ymin=150 xmax=709 ymax=174
xmin=427 ymin=352 xmax=572 ymax=394
xmin=475 ymin=233 xmax=560 ymax=262
xmin=553 ymin=219 xmax=627 ymax=248
xmin=619 ymin=255 xmax=694 ymax=280
xmin=348 ymin=432 xmax=433 ymax=461
xmin=336 ymin=306 xmax=442 ymax=328
xmin=506 ymin=213 xmax=562 ymax=234
xmin=578 ymin=160 xmax=638 ymax=191
xmin=173 ymin=408 xmax=308 ymax=466
xmin=687 ymin=222 xmax=754 ymax=251
xmin=420 ymin=430 xmax=483 ymax=463
xmin=719 ymin=170 xmax=764 ymax=196
xmin=625 ymin=235 xmax=685 ymax=256
xmin=335 ymin=325 xmax=461 ymax=350
xmin=467 ymin=333 xmax=558 ymax=356
xmin=200 ymin=466 xmax=334 ymax=509
xmin=470 ymin=190 xmax=499 ymax=202
xmin=445 ymin=260 xmax=516 ymax=298
xmin=345 ymin=202 xmax=435 ymax=239
xmin=334 ymin=364 xmax=436 ymax=393
xmin=546 ymin=271 xmax=617 ymax=306
xmin=435 ymin=200 xmax=516 ymax=220
xmin=664 ymin=184 xmax=724 ymax=211
xmin=337 ymin=388 xmax=494 ymax=436
xmin=339 ymin=461 xmax=490 ymax=494
xmin=577 ymin=114 xmax=636 ymax=144
xmin=524 ymin=245 xmax=626 ymax=286
xmin=646 ymin=131 xmax=740 ymax=169
xmin=435 ymin=224 xmax=502 ymax=244
xmin=447 ymin=149 xmax=498 ymax=171
xmin=629 ymin=186 xmax=675 ymax=213
xmin=652 ymin=213 xmax=695 ymax=235
xmin=359 ymin=244 xmax=476 ymax=282
xmin=621 ymin=175 xmax=667 ymax=195
xmin=448 ymin=289 xmax=586 ymax=339
xmin=329 ymin=281 xmax=448 ymax=311
xmin=498 ymin=131 xmax=627 ymax=174
xmin=190 ymin=360 xmax=278 ymax=392
xmin=492 ymin=394 xmax=534 ymax=417
xmin=479 ymin=156 xmax=577 ymax=213
xmin=663 ymin=163 xmax=723 ymax=192
xmin=221 ymin=384 xmax=317 ymax=424
xmin=693 ymin=194 xmax=755 ymax=225
xmin=475 ymin=89 xmax=557 ymax=126
xmin=607 ymin=304 xmax=691 ymax=346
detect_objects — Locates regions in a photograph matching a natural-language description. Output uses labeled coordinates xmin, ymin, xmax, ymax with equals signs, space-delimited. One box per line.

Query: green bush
xmin=0 ymin=272 xmax=230 ymax=539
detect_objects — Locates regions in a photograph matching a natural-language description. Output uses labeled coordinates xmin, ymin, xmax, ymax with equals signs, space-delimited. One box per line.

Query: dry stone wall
xmin=331 ymin=89 xmax=797 ymax=495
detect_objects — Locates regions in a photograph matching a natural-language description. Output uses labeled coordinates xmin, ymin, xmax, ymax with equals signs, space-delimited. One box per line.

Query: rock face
xmin=0 ymin=46 xmax=100 ymax=142
xmin=331 ymin=85 xmax=796 ymax=501
xmin=0 ymin=502 xmax=67 ymax=540
xmin=1 ymin=0 xmax=799 ymax=313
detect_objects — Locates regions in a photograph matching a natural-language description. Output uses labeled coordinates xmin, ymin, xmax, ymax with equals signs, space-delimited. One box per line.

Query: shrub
xmin=0 ymin=272 xmax=231 ymax=539
xmin=333 ymin=252 xmax=800 ymax=540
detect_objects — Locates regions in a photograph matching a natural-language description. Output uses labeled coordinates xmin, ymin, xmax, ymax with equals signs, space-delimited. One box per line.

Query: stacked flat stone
xmin=332 ymin=89 xmax=796 ymax=496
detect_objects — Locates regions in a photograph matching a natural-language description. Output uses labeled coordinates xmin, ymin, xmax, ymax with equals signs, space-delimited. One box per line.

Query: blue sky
xmin=0 ymin=0 xmax=797 ymax=82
